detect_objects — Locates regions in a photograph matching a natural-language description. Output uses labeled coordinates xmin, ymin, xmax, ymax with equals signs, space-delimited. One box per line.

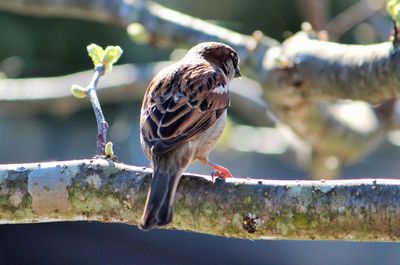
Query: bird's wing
xmin=140 ymin=62 xmax=230 ymax=155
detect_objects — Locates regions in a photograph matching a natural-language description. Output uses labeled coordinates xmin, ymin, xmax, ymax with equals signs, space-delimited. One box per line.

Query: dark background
xmin=0 ymin=0 xmax=399 ymax=264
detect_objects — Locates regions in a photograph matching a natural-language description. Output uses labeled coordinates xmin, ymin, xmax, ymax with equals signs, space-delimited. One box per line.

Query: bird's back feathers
xmin=140 ymin=62 xmax=230 ymax=155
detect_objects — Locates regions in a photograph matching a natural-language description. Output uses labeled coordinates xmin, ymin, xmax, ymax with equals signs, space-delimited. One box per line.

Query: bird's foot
xmin=207 ymin=161 xmax=233 ymax=180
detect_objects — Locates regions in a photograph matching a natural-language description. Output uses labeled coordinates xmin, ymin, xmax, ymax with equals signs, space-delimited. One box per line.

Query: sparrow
xmin=139 ymin=42 xmax=241 ymax=230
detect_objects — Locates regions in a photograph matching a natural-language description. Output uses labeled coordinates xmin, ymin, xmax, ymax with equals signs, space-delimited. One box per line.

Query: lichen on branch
xmin=0 ymin=159 xmax=400 ymax=241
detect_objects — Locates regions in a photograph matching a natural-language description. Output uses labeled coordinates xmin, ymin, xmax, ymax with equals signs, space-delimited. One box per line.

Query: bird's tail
xmin=139 ymin=157 xmax=183 ymax=231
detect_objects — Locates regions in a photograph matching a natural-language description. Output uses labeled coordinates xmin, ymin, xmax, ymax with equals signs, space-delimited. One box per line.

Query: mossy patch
xmin=67 ymin=182 xmax=138 ymax=223
xmin=292 ymin=212 xmax=310 ymax=227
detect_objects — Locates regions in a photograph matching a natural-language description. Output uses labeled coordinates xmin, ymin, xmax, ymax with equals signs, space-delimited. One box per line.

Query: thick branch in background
xmin=265 ymin=32 xmax=399 ymax=103
xmin=0 ymin=0 xmax=392 ymax=99
xmin=261 ymin=32 xmax=400 ymax=176
xmin=0 ymin=63 xmax=156 ymax=115
xmin=0 ymin=0 xmax=277 ymax=74
xmin=1 ymin=159 xmax=400 ymax=242
xmin=0 ymin=63 xmax=272 ymax=126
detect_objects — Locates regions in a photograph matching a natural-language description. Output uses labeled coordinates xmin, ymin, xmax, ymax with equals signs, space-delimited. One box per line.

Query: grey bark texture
xmin=1 ymin=159 xmax=400 ymax=242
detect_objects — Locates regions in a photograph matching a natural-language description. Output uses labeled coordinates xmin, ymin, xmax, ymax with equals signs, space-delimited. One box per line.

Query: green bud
xmin=105 ymin=142 xmax=114 ymax=157
xmin=396 ymin=6 xmax=400 ymax=22
xmin=102 ymin=46 xmax=123 ymax=72
xmin=70 ymin=84 xmax=87 ymax=99
xmin=387 ymin=0 xmax=397 ymax=14
xmin=387 ymin=0 xmax=400 ymax=23
xmin=87 ymin=44 xmax=105 ymax=67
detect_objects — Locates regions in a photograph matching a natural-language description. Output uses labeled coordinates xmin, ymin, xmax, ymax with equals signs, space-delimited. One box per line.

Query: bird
xmin=139 ymin=42 xmax=241 ymax=230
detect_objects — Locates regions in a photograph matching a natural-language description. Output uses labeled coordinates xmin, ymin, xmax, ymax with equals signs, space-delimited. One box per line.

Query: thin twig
xmin=392 ymin=19 xmax=400 ymax=48
xmin=86 ymin=64 xmax=108 ymax=155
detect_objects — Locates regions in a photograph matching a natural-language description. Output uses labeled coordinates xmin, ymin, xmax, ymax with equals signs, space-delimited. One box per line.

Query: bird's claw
xmin=211 ymin=170 xmax=223 ymax=182
xmin=211 ymin=169 xmax=233 ymax=182
xmin=207 ymin=160 xmax=234 ymax=181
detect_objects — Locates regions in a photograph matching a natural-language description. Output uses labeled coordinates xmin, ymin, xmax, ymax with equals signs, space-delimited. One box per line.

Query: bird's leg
xmin=206 ymin=161 xmax=234 ymax=179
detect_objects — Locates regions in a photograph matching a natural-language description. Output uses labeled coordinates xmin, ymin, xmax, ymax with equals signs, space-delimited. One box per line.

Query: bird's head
xmin=187 ymin=42 xmax=241 ymax=80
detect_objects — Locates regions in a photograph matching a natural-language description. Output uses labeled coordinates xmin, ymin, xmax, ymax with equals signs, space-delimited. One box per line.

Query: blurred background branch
xmin=0 ymin=63 xmax=273 ymax=126
xmin=296 ymin=0 xmax=331 ymax=31
xmin=324 ymin=0 xmax=385 ymax=41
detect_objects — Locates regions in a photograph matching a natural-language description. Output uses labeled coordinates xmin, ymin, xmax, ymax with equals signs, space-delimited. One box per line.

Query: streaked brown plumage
xmin=139 ymin=42 xmax=241 ymax=230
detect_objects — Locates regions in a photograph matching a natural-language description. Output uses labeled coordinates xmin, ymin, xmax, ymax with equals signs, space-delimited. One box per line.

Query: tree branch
xmin=0 ymin=63 xmax=156 ymax=115
xmin=264 ymin=32 xmax=399 ymax=104
xmin=1 ymin=159 xmax=399 ymax=241
xmin=0 ymin=63 xmax=273 ymax=126
xmin=261 ymin=31 xmax=400 ymax=177
xmin=0 ymin=0 xmax=278 ymax=71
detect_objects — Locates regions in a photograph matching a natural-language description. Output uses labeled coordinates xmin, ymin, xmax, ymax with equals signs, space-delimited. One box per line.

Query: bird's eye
xmin=231 ymin=53 xmax=238 ymax=64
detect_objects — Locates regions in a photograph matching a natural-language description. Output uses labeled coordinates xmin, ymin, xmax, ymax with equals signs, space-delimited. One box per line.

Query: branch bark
xmin=264 ymin=32 xmax=399 ymax=104
xmin=1 ymin=159 xmax=399 ymax=241
xmin=261 ymin=32 xmax=398 ymax=177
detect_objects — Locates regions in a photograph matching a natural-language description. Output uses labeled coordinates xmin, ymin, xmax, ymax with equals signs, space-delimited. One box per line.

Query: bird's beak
xmin=234 ymin=65 xmax=241 ymax=78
